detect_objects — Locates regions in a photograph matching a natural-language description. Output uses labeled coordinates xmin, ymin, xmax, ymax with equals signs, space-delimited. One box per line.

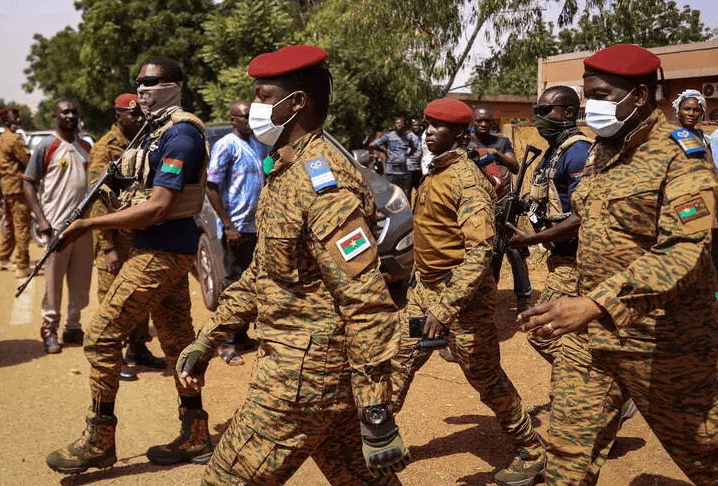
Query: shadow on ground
xmin=409 ymin=413 xmax=515 ymax=486
xmin=59 ymin=457 xmax=190 ymax=485
xmin=628 ymin=474 xmax=693 ymax=486
xmin=0 ymin=339 xmax=45 ymax=368
xmin=609 ymin=436 xmax=647 ymax=459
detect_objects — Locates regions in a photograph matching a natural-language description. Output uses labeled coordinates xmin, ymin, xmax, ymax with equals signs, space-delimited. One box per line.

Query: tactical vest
xmin=116 ymin=110 xmax=209 ymax=220
xmin=529 ymin=134 xmax=592 ymax=220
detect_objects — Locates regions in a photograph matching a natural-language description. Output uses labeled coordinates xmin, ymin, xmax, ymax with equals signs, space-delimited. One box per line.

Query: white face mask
xmin=584 ymin=88 xmax=637 ymax=138
xmin=249 ymin=91 xmax=299 ymax=147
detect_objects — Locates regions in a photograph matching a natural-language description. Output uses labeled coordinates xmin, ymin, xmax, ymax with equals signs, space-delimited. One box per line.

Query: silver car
xmin=193 ymin=126 xmax=414 ymax=310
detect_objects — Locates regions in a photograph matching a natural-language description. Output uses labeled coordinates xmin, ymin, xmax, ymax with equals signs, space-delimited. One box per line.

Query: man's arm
xmin=369 ymin=134 xmax=388 ymax=154
xmin=22 ymin=180 xmax=52 ymax=238
xmin=205 ymin=139 xmax=242 ymax=244
xmin=509 ymin=212 xmax=581 ymax=247
xmin=494 ymin=148 xmax=519 ymax=174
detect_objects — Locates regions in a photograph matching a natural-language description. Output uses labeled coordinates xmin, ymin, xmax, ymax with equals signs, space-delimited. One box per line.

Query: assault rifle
xmin=491 ymin=144 xmax=542 ymax=281
xmin=16 ymin=122 xmax=149 ymax=298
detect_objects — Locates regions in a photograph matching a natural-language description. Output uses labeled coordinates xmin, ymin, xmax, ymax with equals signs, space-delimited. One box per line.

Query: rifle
xmin=491 ymin=144 xmax=542 ymax=282
xmin=16 ymin=122 xmax=149 ymax=298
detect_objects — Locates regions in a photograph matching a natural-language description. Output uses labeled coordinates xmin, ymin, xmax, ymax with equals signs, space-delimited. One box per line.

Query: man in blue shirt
xmin=370 ymin=116 xmax=419 ymax=197
xmin=206 ymin=100 xmax=267 ymax=364
xmin=46 ymin=56 xmax=213 ymax=474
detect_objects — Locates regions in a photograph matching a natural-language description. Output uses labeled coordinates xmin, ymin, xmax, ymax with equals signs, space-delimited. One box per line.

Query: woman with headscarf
xmin=672 ymin=89 xmax=712 ymax=149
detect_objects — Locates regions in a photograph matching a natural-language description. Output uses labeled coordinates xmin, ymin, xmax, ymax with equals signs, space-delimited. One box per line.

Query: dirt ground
xmin=0 ymin=243 xmax=693 ymax=486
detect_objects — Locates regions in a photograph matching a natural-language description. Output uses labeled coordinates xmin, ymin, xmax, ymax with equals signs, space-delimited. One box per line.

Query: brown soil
xmin=0 ymin=244 xmax=691 ymax=486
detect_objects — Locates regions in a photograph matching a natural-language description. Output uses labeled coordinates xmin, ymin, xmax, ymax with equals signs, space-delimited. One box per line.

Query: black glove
xmin=359 ymin=405 xmax=411 ymax=476
xmin=176 ymin=332 xmax=214 ymax=377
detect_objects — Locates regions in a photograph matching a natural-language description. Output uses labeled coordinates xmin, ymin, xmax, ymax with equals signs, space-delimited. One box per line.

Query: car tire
xmin=195 ymin=232 xmax=222 ymax=311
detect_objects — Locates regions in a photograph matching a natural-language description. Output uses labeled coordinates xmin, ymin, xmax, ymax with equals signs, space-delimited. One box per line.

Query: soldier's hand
xmin=518 ymin=296 xmax=604 ymax=338
xmin=176 ymin=332 xmax=215 ymax=392
xmin=507 ymin=222 xmax=531 ymax=248
xmin=422 ymin=311 xmax=447 ymax=340
xmin=360 ymin=406 xmax=411 ymax=477
xmin=59 ymin=219 xmax=89 ymax=244
xmin=37 ymin=217 xmax=53 ymax=239
xmin=104 ymin=249 xmax=120 ymax=273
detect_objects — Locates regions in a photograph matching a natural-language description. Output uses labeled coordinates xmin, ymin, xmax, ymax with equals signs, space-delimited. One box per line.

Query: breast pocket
xmin=263 ymin=222 xmax=303 ymax=285
xmin=606 ymin=185 xmax=659 ymax=239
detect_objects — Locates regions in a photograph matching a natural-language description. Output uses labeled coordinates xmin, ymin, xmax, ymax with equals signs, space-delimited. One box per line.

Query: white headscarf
xmin=672 ymin=89 xmax=706 ymax=119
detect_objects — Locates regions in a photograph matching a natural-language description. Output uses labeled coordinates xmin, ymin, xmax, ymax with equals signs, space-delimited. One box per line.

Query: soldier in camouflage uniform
xmin=87 ymin=94 xmax=165 ymax=381
xmin=176 ymin=45 xmax=410 ymax=486
xmin=46 ymin=56 xmax=212 ymax=474
xmin=391 ymin=98 xmax=546 ymax=486
xmin=0 ymin=107 xmax=31 ymax=278
xmin=522 ymin=44 xmax=718 ymax=486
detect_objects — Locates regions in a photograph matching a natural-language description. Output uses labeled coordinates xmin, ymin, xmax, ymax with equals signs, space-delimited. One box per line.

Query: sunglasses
xmin=533 ymin=104 xmax=571 ymax=117
xmin=232 ymin=114 xmax=250 ymax=120
xmin=135 ymin=76 xmax=162 ymax=89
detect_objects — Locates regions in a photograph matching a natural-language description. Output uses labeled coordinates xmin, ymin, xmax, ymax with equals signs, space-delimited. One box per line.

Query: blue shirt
xmin=539 ymin=139 xmax=591 ymax=257
xmin=206 ymin=132 xmax=266 ymax=237
xmin=370 ymin=130 xmax=419 ymax=174
xmin=133 ymin=122 xmax=205 ymax=254
xmin=710 ymin=130 xmax=718 ymax=169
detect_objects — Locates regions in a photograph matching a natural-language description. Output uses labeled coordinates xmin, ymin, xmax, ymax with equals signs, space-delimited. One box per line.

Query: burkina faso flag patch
xmin=675 ymin=195 xmax=709 ymax=223
xmin=336 ymin=226 xmax=371 ymax=261
xmin=161 ymin=157 xmax=183 ymax=174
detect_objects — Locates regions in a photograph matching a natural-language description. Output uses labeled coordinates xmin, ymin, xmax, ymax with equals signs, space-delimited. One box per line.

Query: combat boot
xmin=46 ymin=411 xmax=117 ymax=474
xmin=146 ymin=407 xmax=213 ymax=465
xmin=41 ymin=321 xmax=62 ymax=354
xmin=493 ymin=436 xmax=546 ymax=486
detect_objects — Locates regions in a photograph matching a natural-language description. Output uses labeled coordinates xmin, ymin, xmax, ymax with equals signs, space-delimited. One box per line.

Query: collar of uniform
xmin=273 ymin=128 xmax=323 ymax=172
xmin=429 ymin=148 xmax=464 ymax=173
xmin=110 ymin=123 xmax=130 ymax=145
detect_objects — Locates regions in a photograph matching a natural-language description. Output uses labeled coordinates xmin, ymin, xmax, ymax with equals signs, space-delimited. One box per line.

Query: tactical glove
xmin=359 ymin=405 xmax=411 ymax=476
xmin=176 ymin=332 xmax=214 ymax=377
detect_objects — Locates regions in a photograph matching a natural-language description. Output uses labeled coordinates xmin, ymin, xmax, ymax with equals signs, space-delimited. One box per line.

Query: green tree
xmin=23 ymin=0 xmax=215 ymax=135
xmin=470 ymin=0 xmax=711 ymax=97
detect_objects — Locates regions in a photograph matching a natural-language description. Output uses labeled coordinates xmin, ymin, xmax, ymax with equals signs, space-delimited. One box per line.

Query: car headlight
xmin=395 ymin=230 xmax=413 ymax=252
xmin=377 ymin=184 xmax=410 ymax=218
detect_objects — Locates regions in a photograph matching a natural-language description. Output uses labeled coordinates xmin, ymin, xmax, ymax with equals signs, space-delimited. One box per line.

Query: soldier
xmin=0 ymin=107 xmax=31 ymax=278
xmin=522 ymin=44 xmax=718 ymax=485
xmin=391 ymin=97 xmax=546 ymax=486
xmin=176 ymin=45 xmax=409 ymax=485
xmin=509 ymin=86 xmax=592 ymax=363
xmin=46 ymin=56 xmax=211 ymax=474
xmin=23 ymin=100 xmax=93 ymax=353
xmin=87 ymin=93 xmax=165 ymax=381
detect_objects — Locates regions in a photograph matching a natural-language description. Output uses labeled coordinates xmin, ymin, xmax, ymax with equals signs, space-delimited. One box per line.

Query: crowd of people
xmin=1 ymin=41 xmax=718 ymax=486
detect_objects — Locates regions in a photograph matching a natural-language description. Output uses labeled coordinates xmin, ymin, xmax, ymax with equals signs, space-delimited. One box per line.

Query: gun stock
xmin=15 ymin=122 xmax=149 ymax=298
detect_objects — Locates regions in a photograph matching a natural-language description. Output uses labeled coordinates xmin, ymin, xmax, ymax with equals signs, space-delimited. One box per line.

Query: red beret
xmin=248 ymin=45 xmax=328 ymax=79
xmin=584 ymin=44 xmax=660 ymax=77
xmin=424 ymin=98 xmax=473 ymax=125
xmin=114 ymin=93 xmax=138 ymax=109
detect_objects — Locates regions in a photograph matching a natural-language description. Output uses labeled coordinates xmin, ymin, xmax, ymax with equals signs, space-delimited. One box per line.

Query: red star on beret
xmin=114 ymin=93 xmax=138 ymax=109
xmin=248 ymin=45 xmax=328 ymax=79
xmin=584 ymin=44 xmax=661 ymax=77
xmin=424 ymin=98 xmax=474 ymax=125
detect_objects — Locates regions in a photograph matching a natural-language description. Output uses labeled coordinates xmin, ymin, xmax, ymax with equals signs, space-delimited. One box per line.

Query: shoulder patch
xmin=335 ymin=226 xmax=371 ymax=261
xmin=675 ymin=194 xmax=710 ymax=224
xmin=670 ymin=129 xmax=707 ymax=158
xmin=304 ymin=157 xmax=337 ymax=192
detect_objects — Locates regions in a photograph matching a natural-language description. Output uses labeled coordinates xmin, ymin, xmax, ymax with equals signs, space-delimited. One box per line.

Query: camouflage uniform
xmin=199 ymin=130 xmax=401 ymax=486
xmin=546 ymin=109 xmax=718 ymax=486
xmin=391 ymin=149 xmax=538 ymax=447
xmin=0 ymin=129 xmax=31 ymax=271
xmin=87 ymin=125 xmax=151 ymax=344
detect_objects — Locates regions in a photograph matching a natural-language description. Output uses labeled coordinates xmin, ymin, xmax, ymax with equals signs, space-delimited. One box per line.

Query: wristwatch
xmin=360 ymin=404 xmax=392 ymax=425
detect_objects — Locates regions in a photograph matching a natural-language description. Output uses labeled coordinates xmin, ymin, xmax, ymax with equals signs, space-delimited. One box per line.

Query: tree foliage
xmin=470 ymin=0 xmax=712 ymax=97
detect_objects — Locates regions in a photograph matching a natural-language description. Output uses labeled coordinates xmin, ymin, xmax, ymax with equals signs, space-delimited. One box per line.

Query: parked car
xmin=192 ymin=126 xmax=414 ymax=310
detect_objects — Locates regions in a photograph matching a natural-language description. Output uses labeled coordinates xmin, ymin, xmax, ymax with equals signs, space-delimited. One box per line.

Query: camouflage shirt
xmin=413 ymin=148 xmax=496 ymax=325
xmin=203 ymin=130 xmax=398 ymax=409
xmin=0 ymin=129 xmax=30 ymax=195
xmin=87 ymin=124 xmax=132 ymax=254
xmin=573 ymin=109 xmax=718 ymax=352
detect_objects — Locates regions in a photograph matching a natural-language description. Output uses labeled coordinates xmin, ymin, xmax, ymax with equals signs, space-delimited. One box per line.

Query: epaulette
xmin=670 ymin=129 xmax=706 ymax=158
xmin=304 ymin=156 xmax=337 ymax=193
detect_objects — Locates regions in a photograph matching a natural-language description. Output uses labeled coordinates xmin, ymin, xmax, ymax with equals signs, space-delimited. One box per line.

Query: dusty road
xmin=0 ymin=244 xmax=693 ymax=486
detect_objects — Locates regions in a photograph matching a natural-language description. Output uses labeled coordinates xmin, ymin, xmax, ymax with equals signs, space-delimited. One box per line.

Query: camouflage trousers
xmin=202 ymin=389 xmax=402 ymax=486
xmin=84 ymin=249 xmax=197 ymax=400
xmin=391 ymin=276 xmax=536 ymax=446
xmin=0 ymin=194 xmax=30 ymax=270
xmin=95 ymin=252 xmax=151 ymax=346
xmin=527 ymin=255 xmax=579 ymax=364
